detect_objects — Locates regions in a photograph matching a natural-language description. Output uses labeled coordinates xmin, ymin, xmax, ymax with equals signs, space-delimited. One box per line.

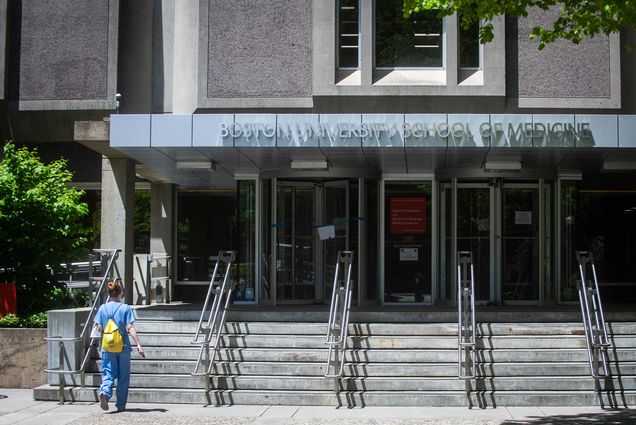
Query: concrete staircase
xmin=34 ymin=308 xmax=636 ymax=407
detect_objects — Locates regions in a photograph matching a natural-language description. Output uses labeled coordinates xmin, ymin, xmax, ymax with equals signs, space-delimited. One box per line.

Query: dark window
xmin=376 ymin=0 xmax=442 ymax=68
xmin=459 ymin=19 xmax=480 ymax=69
xmin=338 ymin=0 xmax=359 ymax=68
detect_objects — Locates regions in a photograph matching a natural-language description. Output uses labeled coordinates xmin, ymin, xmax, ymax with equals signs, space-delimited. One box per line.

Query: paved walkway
xmin=1 ymin=389 xmax=635 ymax=425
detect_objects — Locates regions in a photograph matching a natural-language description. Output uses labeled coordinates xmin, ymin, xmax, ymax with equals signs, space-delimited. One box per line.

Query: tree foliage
xmin=0 ymin=142 xmax=88 ymax=314
xmin=404 ymin=0 xmax=636 ymax=49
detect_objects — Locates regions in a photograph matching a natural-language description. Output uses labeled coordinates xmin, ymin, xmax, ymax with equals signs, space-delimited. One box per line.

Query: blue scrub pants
xmin=99 ymin=350 xmax=131 ymax=410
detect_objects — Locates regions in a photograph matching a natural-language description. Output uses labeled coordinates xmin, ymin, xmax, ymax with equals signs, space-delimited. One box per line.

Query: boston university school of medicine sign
xmin=111 ymin=114 xmax=635 ymax=149
xmin=220 ymin=118 xmax=595 ymax=148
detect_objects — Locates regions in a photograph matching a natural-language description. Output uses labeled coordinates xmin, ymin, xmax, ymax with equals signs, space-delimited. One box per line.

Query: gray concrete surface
xmin=2 ymin=388 xmax=635 ymax=425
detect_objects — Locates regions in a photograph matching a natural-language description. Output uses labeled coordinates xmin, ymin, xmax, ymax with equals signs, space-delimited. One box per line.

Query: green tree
xmin=404 ymin=0 xmax=636 ymax=49
xmin=0 ymin=142 xmax=88 ymax=315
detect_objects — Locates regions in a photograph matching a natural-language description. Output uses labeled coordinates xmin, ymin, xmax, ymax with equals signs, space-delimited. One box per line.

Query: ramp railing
xmin=44 ymin=248 xmax=122 ymax=404
xmin=576 ymin=251 xmax=611 ymax=379
xmin=325 ymin=250 xmax=355 ymax=382
xmin=191 ymin=250 xmax=237 ymax=391
xmin=457 ymin=251 xmax=476 ymax=380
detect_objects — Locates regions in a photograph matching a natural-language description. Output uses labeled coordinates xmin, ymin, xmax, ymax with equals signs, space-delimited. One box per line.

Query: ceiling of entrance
xmin=117 ymin=144 xmax=636 ymax=189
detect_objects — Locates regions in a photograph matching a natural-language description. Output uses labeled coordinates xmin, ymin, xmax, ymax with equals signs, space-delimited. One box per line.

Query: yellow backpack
xmin=101 ymin=304 xmax=124 ymax=353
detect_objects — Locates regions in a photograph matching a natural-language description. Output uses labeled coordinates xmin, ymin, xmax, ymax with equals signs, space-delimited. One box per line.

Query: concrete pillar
xmin=101 ymin=157 xmax=136 ymax=302
xmin=150 ymin=182 xmax=175 ymax=255
xmin=150 ymin=183 xmax=175 ymax=303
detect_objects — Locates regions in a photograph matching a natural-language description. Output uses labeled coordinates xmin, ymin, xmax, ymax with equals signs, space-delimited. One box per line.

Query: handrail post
xmin=457 ymin=251 xmax=476 ymax=380
xmin=576 ymin=250 xmax=611 ymax=380
xmin=191 ymin=250 xmax=237 ymax=396
xmin=324 ymin=251 xmax=354 ymax=382
xmin=44 ymin=248 xmax=123 ymax=403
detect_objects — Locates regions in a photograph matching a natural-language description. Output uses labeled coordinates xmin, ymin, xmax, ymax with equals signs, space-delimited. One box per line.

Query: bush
xmin=0 ymin=142 xmax=89 ymax=315
xmin=0 ymin=312 xmax=47 ymax=328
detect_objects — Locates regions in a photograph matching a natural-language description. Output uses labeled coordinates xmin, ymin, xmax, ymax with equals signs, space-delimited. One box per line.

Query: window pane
xmin=376 ymin=0 xmax=442 ymax=68
xmin=237 ymin=181 xmax=256 ymax=301
xmin=338 ymin=0 xmax=359 ymax=68
xmin=459 ymin=19 xmax=480 ymax=69
xmin=560 ymin=174 xmax=636 ymax=303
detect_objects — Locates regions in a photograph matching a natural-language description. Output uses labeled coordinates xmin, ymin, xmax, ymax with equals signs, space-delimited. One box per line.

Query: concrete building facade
xmin=1 ymin=0 xmax=636 ymax=310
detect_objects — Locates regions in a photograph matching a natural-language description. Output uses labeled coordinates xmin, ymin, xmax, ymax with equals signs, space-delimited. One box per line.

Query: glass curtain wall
xmin=236 ymin=181 xmax=256 ymax=302
xmin=560 ymin=174 xmax=636 ymax=303
xmin=384 ymin=181 xmax=433 ymax=303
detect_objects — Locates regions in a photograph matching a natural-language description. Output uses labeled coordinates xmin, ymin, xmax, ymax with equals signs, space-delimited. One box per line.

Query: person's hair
xmin=107 ymin=280 xmax=122 ymax=298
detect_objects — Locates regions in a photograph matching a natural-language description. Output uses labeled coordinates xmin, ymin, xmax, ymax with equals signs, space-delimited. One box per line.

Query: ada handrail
xmin=576 ymin=251 xmax=611 ymax=379
xmin=191 ymin=250 xmax=236 ymax=390
xmin=457 ymin=251 xmax=476 ymax=380
xmin=325 ymin=250 xmax=355 ymax=380
xmin=44 ymin=248 xmax=121 ymax=403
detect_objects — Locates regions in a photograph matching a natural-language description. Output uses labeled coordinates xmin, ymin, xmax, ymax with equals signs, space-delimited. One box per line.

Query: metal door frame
xmin=270 ymin=178 xmax=353 ymax=305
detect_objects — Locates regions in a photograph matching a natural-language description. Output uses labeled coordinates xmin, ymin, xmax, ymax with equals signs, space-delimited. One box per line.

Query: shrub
xmin=0 ymin=142 xmax=89 ymax=315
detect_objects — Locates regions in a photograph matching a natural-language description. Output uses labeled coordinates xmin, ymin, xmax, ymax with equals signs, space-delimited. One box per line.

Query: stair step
xmin=32 ymin=385 xmax=636 ymax=407
xmin=77 ymin=373 xmax=636 ymax=392
xmin=89 ymin=359 xmax=636 ymax=377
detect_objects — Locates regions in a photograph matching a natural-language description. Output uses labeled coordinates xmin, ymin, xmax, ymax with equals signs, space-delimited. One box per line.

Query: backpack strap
xmin=107 ymin=302 xmax=123 ymax=321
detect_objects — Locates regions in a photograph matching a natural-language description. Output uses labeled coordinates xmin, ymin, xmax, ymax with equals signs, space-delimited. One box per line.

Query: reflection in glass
xmin=276 ymin=185 xmax=315 ymax=301
xmin=376 ymin=0 xmax=442 ymax=68
xmin=502 ymin=187 xmax=539 ymax=302
xmin=237 ymin=181 xmax=256 ymax=301
xmin=560 ymin=175 xmax=636 ymax=303
xmin=177 ymin=191 xmax=236 ymax=282
xmin=338 ymin=0 xmax=359 ymax=68
xmin=384 ymin=181 xmax=432 ymax=303
xmin=459 ymin=19 xmax=480 ymax=69
xmin=457 ymin=187 xmax=490 ymax=300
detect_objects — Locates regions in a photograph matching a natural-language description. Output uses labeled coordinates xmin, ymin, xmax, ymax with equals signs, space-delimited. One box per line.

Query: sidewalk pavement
xmin=1 ymin=389 xmax=635 ymax=425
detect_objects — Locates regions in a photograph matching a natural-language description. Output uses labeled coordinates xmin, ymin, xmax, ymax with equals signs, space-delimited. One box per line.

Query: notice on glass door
xmin=515 ymin=211 xmax=532 ymax=225
xmin=399 ymin=248 xmax=418 ymax=261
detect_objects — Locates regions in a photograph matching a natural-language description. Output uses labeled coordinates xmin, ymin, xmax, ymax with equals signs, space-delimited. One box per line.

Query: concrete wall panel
xmin=9 ymin=0 xmax=118 ymax=109
xmin=206 ymin=0 xmax=312 ymax=98
xmin=517 ymin=8 xmax=613 ymax=103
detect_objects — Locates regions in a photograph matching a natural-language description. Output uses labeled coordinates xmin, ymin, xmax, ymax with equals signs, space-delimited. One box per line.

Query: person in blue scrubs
xmin=94 ymin=280 xmax=144 ymax=412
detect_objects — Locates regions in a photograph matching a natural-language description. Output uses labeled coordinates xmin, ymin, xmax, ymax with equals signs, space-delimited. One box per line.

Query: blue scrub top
xmin=94 ymin=301 xmax=135 ymax=353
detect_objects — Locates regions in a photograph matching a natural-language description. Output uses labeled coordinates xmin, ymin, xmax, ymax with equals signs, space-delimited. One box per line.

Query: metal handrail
xmin=325 ymin=251 xmax=354 ymax=381
xmin=576 ymin=251 xmax=611 ymax=379
xmin=457 ymin=251 xmax=476 ymax=380
xmin=191 ymin=250 xmax=236 ymax=391
xmin=44 ymin=248 xmax=122 ymax=404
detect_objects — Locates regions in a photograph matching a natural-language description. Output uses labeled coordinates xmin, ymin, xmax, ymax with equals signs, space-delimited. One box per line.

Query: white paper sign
xmin=317 ymin=225 xmax=335 ymax=240
xmin=515 ymin=211 xmax=532 ymax=225
xmin=400 ymin=248 xmax=418 ymax=261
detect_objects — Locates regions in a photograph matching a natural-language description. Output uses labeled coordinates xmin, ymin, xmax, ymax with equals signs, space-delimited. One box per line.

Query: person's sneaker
xmin=99 ymin=393 xmax=109 ymax=411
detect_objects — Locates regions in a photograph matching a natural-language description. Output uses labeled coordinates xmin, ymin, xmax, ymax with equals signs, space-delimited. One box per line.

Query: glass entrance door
xmin=273 ymin=180 xmax=352 ymax=304
xmin=276 ymin=182 xmax=316 ymax=303
xmin=441 ymin=180 xmax=541 ymax=304
xmin=441 ymin=183 xmax=494 ymax=303
xmin=501 ymin=183 xmax=540 ymax=303
xmin=323 ymin=181 xmax=350 ymax=302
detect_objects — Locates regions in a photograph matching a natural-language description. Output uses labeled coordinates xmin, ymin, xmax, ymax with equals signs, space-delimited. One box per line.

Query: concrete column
xmin=360 ymin=0 xmax=373 ymax=86
xmin=445 ymin=14 xmax=459 ymax=87
xmin=150 ymin=182 xmax=175 ymax=255
xmin=150 ymin=183 xmax=175 ymax=303
xmin=101 ymin=157 xmax=135 ymax=302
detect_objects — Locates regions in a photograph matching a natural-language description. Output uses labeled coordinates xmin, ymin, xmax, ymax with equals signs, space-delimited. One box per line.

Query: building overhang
xmin=109 ymin=113 xmax=636 ymax=189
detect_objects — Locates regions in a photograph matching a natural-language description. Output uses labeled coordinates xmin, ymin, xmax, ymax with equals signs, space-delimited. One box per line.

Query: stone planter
xmin=0 ymin=328 xmax=47 ymax=388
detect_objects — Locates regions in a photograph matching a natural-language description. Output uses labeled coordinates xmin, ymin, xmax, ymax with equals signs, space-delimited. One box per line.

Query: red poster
xmin=390 ymin=197 xmax=427 ymax=234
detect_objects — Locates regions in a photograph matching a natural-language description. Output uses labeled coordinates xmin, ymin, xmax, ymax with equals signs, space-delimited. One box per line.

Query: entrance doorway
xmin=441 ymin=180 xmax=542 ymax=304
xmin=273 ymin=179 xmax=352 ymax=304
